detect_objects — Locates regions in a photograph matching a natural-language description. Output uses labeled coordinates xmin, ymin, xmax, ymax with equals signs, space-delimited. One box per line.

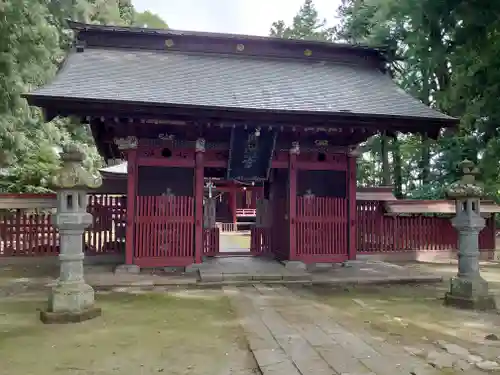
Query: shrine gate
xmin=24 ymin=21 xmax=458 ymax=269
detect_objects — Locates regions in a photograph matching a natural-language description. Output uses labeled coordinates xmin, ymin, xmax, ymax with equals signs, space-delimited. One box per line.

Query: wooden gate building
xmin=24 ymin=21 xmax=458 ymax=268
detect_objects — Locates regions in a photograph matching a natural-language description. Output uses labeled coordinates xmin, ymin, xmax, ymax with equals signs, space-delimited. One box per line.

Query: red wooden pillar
xmin=230 ymin=186 xmax=237 ymax=226
xmin=347 ymin=154 xmax=357 ymax=260
xmin=117 ymin=138 xmax=138 ymax=266
xmin=289 ymin=143 xmax=299 ymax=260
xmin=194 ymin=138 xmax=205 ymax=264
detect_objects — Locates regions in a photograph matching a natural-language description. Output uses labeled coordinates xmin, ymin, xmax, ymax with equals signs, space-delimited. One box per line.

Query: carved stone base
xmin=444 ymin=276 xmax=497 ymax=311
xmin=49 ymin=282 xmax=96 ymax=313
xmin=40 ymin=306 xmax=102 ymax=324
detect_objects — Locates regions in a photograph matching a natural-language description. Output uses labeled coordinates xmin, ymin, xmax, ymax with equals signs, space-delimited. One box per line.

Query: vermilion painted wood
xmin=348 ymin=156 xmax=357 ymax=260
xmin=137 ymin=157 xmax=195 ymax=168
xmin=203 ymin=150 xmax=348 ymax=170
xmin=86 ymin=194 xmax=127 ymax=254
xmin=269 ymin=197 xmax=288 ymax=260
xmin=194 ymin=150 xmax=204 ymax=263
xmin=0 ymin=194 xmax=126 ymax=257
xmin=250 ymin=227 xmax=271 ymax=254
xmin=288 ymin=152 xmax=298 ymax=260
xmin=125 ymin=149 xmax=137 ymax=265
xmin=356 ymin=201 xmax=496 ymax=253
xmin=1 ymin=194 xmax=496 ymax=260
xmin=295 ymin=197 xmax=349 ymax=262
xmin=202 ymin=228 xmax=219 ymax=256
xmin=134 ymin=196 xmax=194 ymax=266
xmin=229 ymin=189 xmax=237 ymax=225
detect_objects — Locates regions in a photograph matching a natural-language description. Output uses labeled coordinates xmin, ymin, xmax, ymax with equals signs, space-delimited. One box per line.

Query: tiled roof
xmin=29 ymin=47 xmax=453 ymax=121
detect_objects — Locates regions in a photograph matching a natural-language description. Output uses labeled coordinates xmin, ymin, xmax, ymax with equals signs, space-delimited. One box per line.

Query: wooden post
xmin=194 ymin=138 xmax=205 ymax=264
xmin=230 ymin=186 xmax=237 ymax=228
xmin=347 ymin=154 xmax=357 ymax=260
xmin=114 ymin=136 xmax=139 ymax=266
xmin=289 ymin=142 xmax=299 ymax=260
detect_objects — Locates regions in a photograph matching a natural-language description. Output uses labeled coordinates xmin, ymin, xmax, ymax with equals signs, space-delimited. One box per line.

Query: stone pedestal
xmin=40 ymin=145 xmax=103 ymax=324
xmin=444 ymin=160 xmax=496 ymax=311
xmin=445 ymin=276 xmax=496 ymax=310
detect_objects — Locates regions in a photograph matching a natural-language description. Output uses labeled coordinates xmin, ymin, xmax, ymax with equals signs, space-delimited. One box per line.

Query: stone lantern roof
xmin=446 ymin=159 xmax=484 ymax=199
xmin=52 ymin=144 xmax=102 ymax=189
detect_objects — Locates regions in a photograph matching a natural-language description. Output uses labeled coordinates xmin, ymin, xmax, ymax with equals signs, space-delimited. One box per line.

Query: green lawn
xmin=0 ymin=290 xmax=256 ymax=375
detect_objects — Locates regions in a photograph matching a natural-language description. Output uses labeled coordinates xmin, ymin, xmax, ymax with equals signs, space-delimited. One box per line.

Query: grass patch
xmin=0 ymin=290 xmax=253 ymax=375
xmin=307 ymin=283 xmax=500 ymax=351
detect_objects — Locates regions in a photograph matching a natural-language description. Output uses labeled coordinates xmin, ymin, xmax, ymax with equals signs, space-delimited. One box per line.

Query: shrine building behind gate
xmin=24 ymin=21 xmax=458 ymax=269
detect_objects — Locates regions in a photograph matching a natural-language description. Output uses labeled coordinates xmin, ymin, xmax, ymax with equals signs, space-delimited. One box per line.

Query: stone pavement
xmin=197 ymin=257 xmax=311 ymax=283
xmin=0 ymin=259 xmax=442 ymax=295
xmin=225 ymin=284 xmax=447 ymax=375
xmin=197 ymin=258 xmax=442 ymax=285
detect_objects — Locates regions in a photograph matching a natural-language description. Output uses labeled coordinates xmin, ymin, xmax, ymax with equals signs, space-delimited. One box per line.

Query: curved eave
xmin=24 ymin=94 xmax=458 ymax=133
xmin=67 ymin=20 xmax=389 ymax=58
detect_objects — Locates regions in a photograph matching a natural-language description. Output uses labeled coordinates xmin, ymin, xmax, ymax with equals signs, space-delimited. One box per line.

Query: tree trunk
xmin=420 ymin=133 xmax=431 ymax=185
xmin=392 ymin=135 xmax=403 ymax=198
xmin=380 ymin=133 xmax=391 ymax=186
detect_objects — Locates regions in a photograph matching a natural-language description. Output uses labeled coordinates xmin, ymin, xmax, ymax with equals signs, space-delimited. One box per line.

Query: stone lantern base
xmin=444 ymin=276 xmax=497 ymax=311
xmin=40 ymin=282 xmax=101 ymax=324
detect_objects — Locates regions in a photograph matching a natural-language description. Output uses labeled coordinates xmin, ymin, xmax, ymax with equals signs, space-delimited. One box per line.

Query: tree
xmin=334 ymin=0 xmax=500 ymax=201
xmin=0 ymin=0 xmax=167 ymax=192
xmin=133 ymin=10 xmax=168 ymax=29
xmin=270 ymin=0 xmax=333 ymax=41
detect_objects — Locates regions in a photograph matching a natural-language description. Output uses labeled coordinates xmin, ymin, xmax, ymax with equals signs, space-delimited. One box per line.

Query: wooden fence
xmin=0 ymin=194 xmax=126 ymax=257
xmin=0 ymin=195 xmax=496 ymax=259
xmin=134 ymin=195 xmax=194 ymax=267
xmin=296 ymin=197 xmax=349 ymax=262
xmin=356 ymin=201 xmax=496 ymax=253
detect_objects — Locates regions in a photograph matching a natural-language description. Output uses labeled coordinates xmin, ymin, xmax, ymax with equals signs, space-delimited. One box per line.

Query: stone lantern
xmin=444 ymin=159 xmax=496 ymax=310
xmin=40 ymin=144 xmax=103 ymax=323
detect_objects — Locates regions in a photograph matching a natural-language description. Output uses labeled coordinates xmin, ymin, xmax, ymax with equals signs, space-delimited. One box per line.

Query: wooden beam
xmin=125 ymin=148 xmax=137 ymax=265
xmin=347 ymin=155 xmax=357 ymax=260
xmin=288 ymin=144 xmax=299 ymax=261
xmin=194 ymin=138 xmax=205 ymax=264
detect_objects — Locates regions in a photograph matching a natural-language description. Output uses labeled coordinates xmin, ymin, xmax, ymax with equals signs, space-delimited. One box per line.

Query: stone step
xmin=198 ymin=271 xmax=311 ymax=284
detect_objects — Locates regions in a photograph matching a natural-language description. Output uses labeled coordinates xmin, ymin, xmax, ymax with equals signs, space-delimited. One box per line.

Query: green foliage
xmin=272 ymin=0 xmax=500 ymax=201
xmin=270 ymin=0 xmax=333 ymax=41
xmin=333 ymin=0 xmax=500 ymax=200
xmin=133 ymin=10 xmax=168 ymax=29
xmin=0 ymin=0 xmax=167 ymax=193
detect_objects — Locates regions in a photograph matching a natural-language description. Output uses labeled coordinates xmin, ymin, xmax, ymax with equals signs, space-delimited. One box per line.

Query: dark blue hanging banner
xmin=227 ymin=126 xmax=277 ymax=181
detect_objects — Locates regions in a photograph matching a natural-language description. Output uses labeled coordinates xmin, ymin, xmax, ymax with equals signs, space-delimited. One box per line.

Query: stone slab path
xmin=219 ymin=233 xmax=251 ymax=253
xmin=198 ymin=257 xmax=311 ymax=283
xmin=225 ymin=284 xmax=445 ymax=375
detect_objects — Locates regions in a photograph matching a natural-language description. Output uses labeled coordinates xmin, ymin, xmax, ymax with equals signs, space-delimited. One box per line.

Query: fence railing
xmin=0 ymin=194 xmax=126 ymax=257
xmin=217 ymin=222 xmax=256 ymax=233
xmin=0 ymin=196 xmax=496 ymax=258
xmin=236 ymin=208 xmax=257 ymax=217
xmin=356 ymin=201 xmax=496 ymax=252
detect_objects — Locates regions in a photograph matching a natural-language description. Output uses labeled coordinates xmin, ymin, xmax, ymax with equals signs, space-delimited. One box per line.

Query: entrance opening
xmin=202 ymin=172 xmax=265 ymax=257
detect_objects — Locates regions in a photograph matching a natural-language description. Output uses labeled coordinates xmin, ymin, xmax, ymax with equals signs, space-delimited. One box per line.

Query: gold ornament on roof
xmin=165 ymin=39 xmax=174 ymax=48
xmin=304 ymin=49 xmax=312 ymax=56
